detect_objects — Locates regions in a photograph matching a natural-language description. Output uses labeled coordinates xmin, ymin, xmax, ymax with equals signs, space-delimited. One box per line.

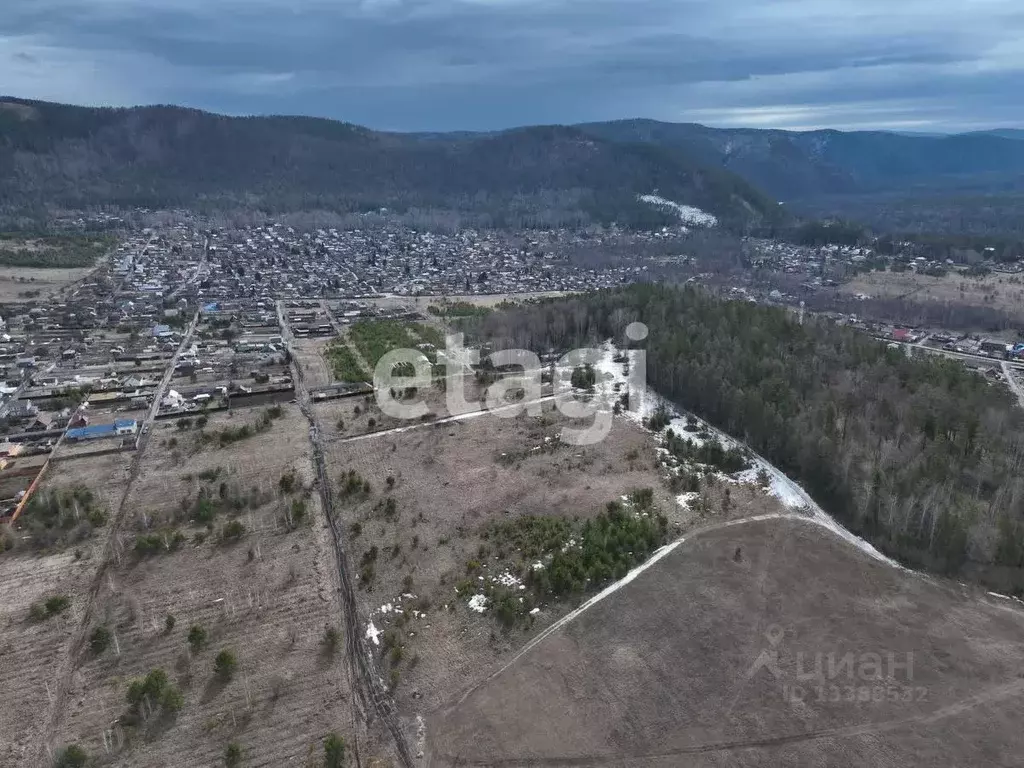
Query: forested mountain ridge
xmin=469 ymin=285 xmax=1024 ymax=593
xmin=0 ymin=98 xmax=780 ymax=229
xmin=577 ymin=118 xmax=1024 ymax=201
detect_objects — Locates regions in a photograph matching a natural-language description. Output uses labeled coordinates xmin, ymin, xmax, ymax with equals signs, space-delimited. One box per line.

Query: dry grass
xmin=321 ymin=402 xmax=718 ymax=716
xmin=0 ymin=409 xmax=398 ymax=767
xmin=0 ymin=265 xmax=97 ymax=302
xmin=842 ymin=270 xmax=1024 ymax=316
xmin=430 ymin=517 xmax=1024 ymax=766
xmin=42 ymin=407 xmax=369 ymax=766
xmin=291 ymin=338 xmax=334 ymax=390
xmin=0 ymin=451 xmax=133 ymax=766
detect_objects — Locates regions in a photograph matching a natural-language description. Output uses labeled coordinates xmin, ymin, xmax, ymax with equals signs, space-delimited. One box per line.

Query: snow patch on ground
xmin=493 ymin=570 xmax=526 ymax=590
xmin=468 ymin=594 xmax=489 ymax=613
xmin=595 ymin=341 xmax=901 ymax=568
xmin=676 ymin=491 xmax=700 ymax=509
xmin=366 ymin=620 xmax=381 ymax=646
xmin=638 ymin=194 xmax=718 ymax=228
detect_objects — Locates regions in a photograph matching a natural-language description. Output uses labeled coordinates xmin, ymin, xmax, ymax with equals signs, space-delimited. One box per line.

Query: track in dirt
xmin=440 ymin=677 xmax=1024 ymax=766
xmin=33 ymin=311 xmax=200 ymax=767
xmin=280 ymin=302 xmax=415 ymax=768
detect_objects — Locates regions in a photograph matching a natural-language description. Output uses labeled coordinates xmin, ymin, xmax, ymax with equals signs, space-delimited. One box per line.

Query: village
xmin=5 ymin=220 xmax=1024 ymax=525
xmin=0 ymin=220 xmax=682 ymax=526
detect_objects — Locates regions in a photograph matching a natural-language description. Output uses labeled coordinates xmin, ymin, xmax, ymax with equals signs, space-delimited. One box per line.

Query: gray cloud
xmin=2 ymin=0 xmax=1023 ymax=131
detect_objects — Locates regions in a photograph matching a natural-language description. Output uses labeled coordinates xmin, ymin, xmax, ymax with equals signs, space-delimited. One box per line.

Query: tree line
xmin=467 ymin=284 xmax=1024 ymax=592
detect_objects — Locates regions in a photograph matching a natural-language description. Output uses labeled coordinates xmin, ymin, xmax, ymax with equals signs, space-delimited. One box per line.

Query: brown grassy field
xmin=429 ymin=517 xmax=1024 ymax=767
xmin=40 ymin=407 xmax=384 ymax=767
xmin=0 ymin=407 xmax=400 ymax=767
xmin=842 ymin=270 xmax=1024 ymax=317
xmin=292 ymin=338 xmax=334 ymax=390
xmin=318 ymin=399 xmax=780 ymax=726
xmin=0 ymin=451 xmax=134 ymax=767
xmin=0 ymin=265 xmax=98 ymax=301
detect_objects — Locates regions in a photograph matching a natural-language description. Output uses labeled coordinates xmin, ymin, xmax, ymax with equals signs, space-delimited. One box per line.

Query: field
xmin=362 ymin=292 xmax=573 ymax=313
xmin=430 ymin=517 xmax=1024 ymax=766
xmin=318 ymin=396 xmax=783 ymax=724
xmin=12 ymin=294 xmax=1017 ymax=768
xmin=0 ymin=264 xmax=99 ymax=301
xmin=0 ymin=406 xmax=399 ymax=767
xmin=842 ymin=269 xmax=1024 ymax=316
xmin=326 ymin=339 xmax=370 ymax=383
xmin=349 ymin=320 xmax=445 ymax=369
xmin=290 ymin=338 xmax=334 ymax=390
xmin=0 ymin=233 xmax=115 ymax=268
xmin=0 ymin=450 xmax=134 ymax=767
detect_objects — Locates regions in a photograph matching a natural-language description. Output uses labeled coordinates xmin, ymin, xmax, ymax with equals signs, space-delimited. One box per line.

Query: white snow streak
xmin=637 ymin=194 xmax=718 ymax=228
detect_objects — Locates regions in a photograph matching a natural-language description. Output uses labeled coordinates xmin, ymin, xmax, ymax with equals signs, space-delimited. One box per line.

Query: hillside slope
xmin=0 ymin=99 xmax=779 ymax=229
xmin=579 ymin=118 xmax=1024 ymax=201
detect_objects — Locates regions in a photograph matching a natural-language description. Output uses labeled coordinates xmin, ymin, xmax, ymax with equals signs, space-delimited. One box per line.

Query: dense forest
xmin=468 ymin=285 xmax=1024 ymax=592
xmin=0 ymin=99 xmax=780 ymax=231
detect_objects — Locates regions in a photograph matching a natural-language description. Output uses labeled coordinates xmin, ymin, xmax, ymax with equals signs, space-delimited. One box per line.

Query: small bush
xmin=221 ymin=520 xmax=246 ymax=542
xmin=46 ymin=595 xmax=71 ymax=614
xmin=90 ymin=625 xmax=112 ymax=655
xmin=31 ymin=594 xmax=70 ymax=621
xmin=125 ymin=668 xmax=182 ymax=718
xmin=161 ymin=684 xmax=185 ymax=713
xmin=165 ymin=614 xmax=176 ymax=633
xmin=324 ymin=733 xmax=346 ymax=768
xmin=224 ymin=741 xmax=242 ymax=768
xmin=188 ymin=624 xmax=208 ymax=653
xmin=214 ymin=648 xmax=238 ymax=681
xmin=54 ymin=744 xmax=88 ymax=768
xmin=323 ymin=625 xmax=340 ymax=655
xmin=278 ymin=472 xmax=296 ymax=494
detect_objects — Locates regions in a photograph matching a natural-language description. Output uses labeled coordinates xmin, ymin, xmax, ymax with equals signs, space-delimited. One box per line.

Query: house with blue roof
xmin=66 ymin=419 xmax=138 ymax=442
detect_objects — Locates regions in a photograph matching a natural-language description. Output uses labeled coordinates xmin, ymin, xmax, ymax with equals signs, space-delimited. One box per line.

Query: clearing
xmin=319 ymin=395 xmax=784 ymax=722
xmin=429 ymin=517 xmax=1024 ymax=766
xmin=2 ymin=406 xmax=391 ymax=767
xmin=841 ymin=269 xmax=1024 ymax=317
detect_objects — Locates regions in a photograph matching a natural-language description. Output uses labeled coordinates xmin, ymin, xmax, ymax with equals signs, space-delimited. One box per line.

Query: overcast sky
xmin=4 ymin=0 xmax=1024 ymax=132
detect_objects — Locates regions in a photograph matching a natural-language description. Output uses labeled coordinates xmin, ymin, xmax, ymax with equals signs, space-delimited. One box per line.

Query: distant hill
xmin=964 ymin=128 xmax=1024 ymax=141
xmin=0 ymin=98 xmax=780 ymax=230
xmin=578 ymin=119 xmax=1024 ymax=201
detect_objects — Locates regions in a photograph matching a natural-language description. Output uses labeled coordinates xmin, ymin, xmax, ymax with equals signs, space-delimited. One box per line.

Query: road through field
xmin=33 ymin=311 xmax=199 ymax=765
xmin=278 ymin=300 xmax=415 ymax=768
